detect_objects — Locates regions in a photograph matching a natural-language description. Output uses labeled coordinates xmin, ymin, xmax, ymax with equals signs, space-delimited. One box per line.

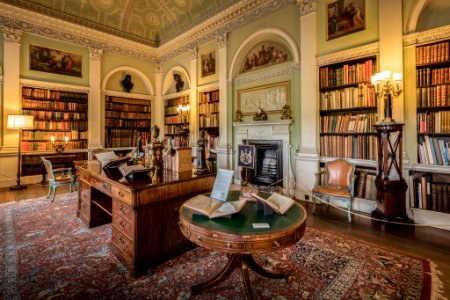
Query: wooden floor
xmin=1 ymin=183 xmax=449 ymax=297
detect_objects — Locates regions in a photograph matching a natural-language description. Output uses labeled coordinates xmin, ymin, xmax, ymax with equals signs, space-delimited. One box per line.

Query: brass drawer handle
xmin=82 ymin=204 xmax=87 ymax=209
xmin=118 ymin=191 xmax=124 ymax=197
xmin=119 ymin=236 xmax=126 ymax=245
xmin=177 ymin=221 xmax=181 ymax=226
xmin=120 ymin=206 xmax=126 ymax=214
xmin=273 ymin=241 xmax=280 ymax=247
xmin=119 ymin=221 xmax=126 ymax=229
xmin=197 ymin=235 xmax=202 ymax=241
xmin=174 ymin=206 xmax=178 ymax=212
xmin=226 ymin=242 xmax=231 ymax=249
xmin=102 ymin=183 xmax=109 ymax=190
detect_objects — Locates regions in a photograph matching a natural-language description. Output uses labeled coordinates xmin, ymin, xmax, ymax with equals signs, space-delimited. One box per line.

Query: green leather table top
xmin=180 ymin=190 xmax=307 ymax=235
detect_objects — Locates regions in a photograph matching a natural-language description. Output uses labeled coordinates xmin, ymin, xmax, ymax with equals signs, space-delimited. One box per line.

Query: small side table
xmin=179 ymin=194 xmax=307 ymax=299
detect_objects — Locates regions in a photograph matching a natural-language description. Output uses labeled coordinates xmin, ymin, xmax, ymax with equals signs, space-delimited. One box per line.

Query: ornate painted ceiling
xmin=0 ymin=0 xmax=241 ymax=46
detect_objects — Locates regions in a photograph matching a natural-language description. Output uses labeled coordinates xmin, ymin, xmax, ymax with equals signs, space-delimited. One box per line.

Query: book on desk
xmin=250 ymin=192 xmax=295 ymax=215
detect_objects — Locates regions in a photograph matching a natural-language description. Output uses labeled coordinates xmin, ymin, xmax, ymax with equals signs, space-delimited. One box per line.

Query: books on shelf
xmin=183 ymin=194 xmax=246 ymax=219
xmin=418 ymin=135 xmax=450 ymax=165
xmin=410 ymin=173 xmax=450 ymax=213
xmin=250 ymin=192 xmax=295 ymax=215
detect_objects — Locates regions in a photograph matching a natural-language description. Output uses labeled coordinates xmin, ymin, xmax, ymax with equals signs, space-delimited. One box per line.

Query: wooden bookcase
xmin=104 ymin=96 xmax=151 ymax=148
xmin=20 ymin=86 xmax=89 ymax=176
xmin=164 ymin=95 xmax=190 ymax=148
xmin=318 ymin=56 xmax=378 ymax=161
xmin=410 ymin=39 xmax=450 ymax=214
xmin=198 ymin=89 xmax=219 ymax=154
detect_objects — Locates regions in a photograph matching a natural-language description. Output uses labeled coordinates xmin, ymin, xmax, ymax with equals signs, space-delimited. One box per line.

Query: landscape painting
xmin=29 ymin=44 xmax=82 ymax=77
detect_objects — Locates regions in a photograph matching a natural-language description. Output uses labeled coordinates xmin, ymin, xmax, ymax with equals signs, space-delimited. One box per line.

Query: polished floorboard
xmin=1 ymin=183 xmax=449 ymax=297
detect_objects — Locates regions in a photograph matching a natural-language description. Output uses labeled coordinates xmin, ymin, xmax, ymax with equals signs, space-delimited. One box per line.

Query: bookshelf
xmin=319 ymin=56 xmax=378 ymax=161
xmin=198 ymin=89 xmax=219 ymax=155
xmin=20 ymin=86 xmax=89 ymax=176
xmin=411 ymin=39 xmax=450 ymax=216
xmin=105 ymin=96 xmax=151 ymax=148
xmin=164 ymin=95 xmax=190 ymax=148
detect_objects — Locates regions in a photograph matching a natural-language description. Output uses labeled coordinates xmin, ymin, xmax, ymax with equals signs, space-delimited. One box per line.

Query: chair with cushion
xmin=41 ymin=157 xmax=76 ymax=202
xmin=312 ymin=159 xmax=356 ymax=222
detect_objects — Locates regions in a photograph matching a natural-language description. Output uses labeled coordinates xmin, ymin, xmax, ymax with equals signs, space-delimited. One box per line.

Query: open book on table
xmin=118 ymin=164 xmax=151 ymax=179
xmin=250 ymin=192 xmax=295 ymax=215
xmin=183 ymin=168 xmax=246 ymax=218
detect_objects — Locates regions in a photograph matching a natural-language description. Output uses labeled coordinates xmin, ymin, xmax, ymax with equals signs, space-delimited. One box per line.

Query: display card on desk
xmin=210 ymin=168 xmax=234 ymax=202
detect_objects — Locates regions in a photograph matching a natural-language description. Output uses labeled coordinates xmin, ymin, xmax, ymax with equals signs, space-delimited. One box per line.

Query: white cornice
xmin=161 ymin=90 xmax=191 ymax=100
xmin=233 ymin=62 xmax=300 ymax=86
xmin=197 ymin=82 xmax=219 ymax=93
xmin=403 ymin=25 xmax=450 ymax=47
xmin=316 ymin=42 xmax=380 ymax=66
xmin=19 ymin=78 xmax=90 ymax=93
xmin=0 ymin=0 xmax=293 ymax=63
xmin=103 ymin=90 xmax=153 ymax=101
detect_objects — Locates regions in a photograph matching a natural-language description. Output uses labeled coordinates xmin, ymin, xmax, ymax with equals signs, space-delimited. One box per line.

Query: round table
xmin=179 ymin=196 xmax=307 ymax=299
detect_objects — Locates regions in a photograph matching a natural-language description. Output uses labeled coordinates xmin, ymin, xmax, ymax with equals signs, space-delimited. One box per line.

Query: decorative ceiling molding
xmin=316 ymin=42 xmax=379 ymax=66
xmin=233 ymin=62 xmax=300 ymax=86
xmin=88 ymin=47 xmax=103 ymax=61
xmin=217 ymin=32 xmax=228 ymax=48
xmin=1 ymin=25 xmax=23 ymax=43
xmin=297 ymin=0 xmax=316 ymax=17
xmin=403 ymin=25 xmax=450 ymax=47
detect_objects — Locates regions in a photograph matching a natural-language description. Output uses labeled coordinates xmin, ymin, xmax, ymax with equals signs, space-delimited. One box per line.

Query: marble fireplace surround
xmin=233 ymin=120 xmax=295 ymax=196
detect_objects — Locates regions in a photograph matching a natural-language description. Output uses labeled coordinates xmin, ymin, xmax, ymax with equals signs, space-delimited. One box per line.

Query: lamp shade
xmin=7 ymin=114 xmax=34 ymax=129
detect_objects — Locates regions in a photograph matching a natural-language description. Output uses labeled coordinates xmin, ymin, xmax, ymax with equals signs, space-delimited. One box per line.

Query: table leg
xmin=247 ymin=255 xmax=288 ymax=279
xmin=238 ymin=255 xmax=254 ymax=300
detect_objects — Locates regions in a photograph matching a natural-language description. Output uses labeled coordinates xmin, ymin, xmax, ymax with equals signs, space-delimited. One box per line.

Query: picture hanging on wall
xmin=237 ymin=81 xmax=290 ymax=116
xmin=240 ymin=41 xmax=292 ymax=74
xmin=238 ymin=145 xmax=256 ymax=169
xmin=29 ymin=44 xmax=82 ymax=77
xmin=201 ymin=51 xmax=216 ymax=77
xmin=326 ymin=0 xmax=365 ymax=40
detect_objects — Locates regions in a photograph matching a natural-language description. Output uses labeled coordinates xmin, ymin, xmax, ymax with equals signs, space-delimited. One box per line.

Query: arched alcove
xmin=162 ymin=66 xmax=191 ymax=95
xmin=407 ymin=0 xmax=450 ymax=33
xmin=102 ymin=65 xmax=154 ymax=96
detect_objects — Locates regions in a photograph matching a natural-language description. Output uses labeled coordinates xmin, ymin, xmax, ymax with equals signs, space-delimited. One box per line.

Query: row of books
xmin=105 ymin=102 xmax=150 ymax=112
xmin=319 ymin=59 xmax=376 ymax=89
xmin=411 ymin=174 xmax=450 ymax=213
xmin=22 ymin=87 xmax=88 ymax=101
xmin=165 ymin=96 xmax=189 ymax=107
xmin=105 ymin=119 xmax=150 ymax=128
xmin=417 ymin=136 xmax=450 ymax=165
xmin=22 ymin=99 xmax=88 ymax=110
xmin=105 ymin=111 xmax=150 ymax=120
xmin=416 ymin=41 xmax=450 ymax=66
xmin=165 ymin=115 xmax=186 ymax=125
xmin=21 ymin=130 xmax=88 ymax=140
xmin=416 ymin=86 xmax=450 ymax=107
xmin=164 ymin=136 xmax=182 ymax=148
xmin=417 ymin=111 xmax=450 ymax=133
xmin=416 ymin=67 xmax=450 ymax=86
xmin=21 ymin=140 xmax=88 ymax=152
xmin=23 ymin=110 xmax=87 ymax=121
xmin=164 ymin=124 xmax=185 ymax=135
xmin=200 ymin=114 xmax=219 ymax=128
xmin=319 ymin=135 xmax=377 ymax=161
xmin=320 ymin=113 xmax=377 ymax=134
xmin=164 ymin=106 xmax=182 ymax=115
xmin=106 ymin=96 xmax=150 ymax=106
xmin=31 ymin=121 xmax=88 ymax=131
xmin=354 ymin=170 xmax=377 ymax=200
xmin=104 ymin=129 xmax=143 ymax=148
xmin=320 ymin=84 xmax=376 ymax=110
xmin=199 ymin=90 xmax=219 ymax=102
xmin=199 ymin=102 xmax=219 ymax=114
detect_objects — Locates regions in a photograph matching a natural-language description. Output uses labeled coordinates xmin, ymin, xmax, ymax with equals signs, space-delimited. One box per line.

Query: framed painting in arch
xmin=238 ymin=145 xmax=256 ymax=169
xmin=29 ymin=44 xmax=82 ymax=77
xmin=239 ymin=41 xmax=292 ymax=74
xmin=326 ymin=0 xmax=365 ymax=41
xmin=237 ymin=81 xmax=290 ymax=116
xmin=201 ymin=51 xmax=216 ymax=77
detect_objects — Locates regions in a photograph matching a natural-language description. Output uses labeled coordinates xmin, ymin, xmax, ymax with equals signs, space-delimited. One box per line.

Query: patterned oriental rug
xmin=0 ymin=193 xmax=445 ymax=299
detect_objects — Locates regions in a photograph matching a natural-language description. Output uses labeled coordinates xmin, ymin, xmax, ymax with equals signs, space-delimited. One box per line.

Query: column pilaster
xmin=153 ymin=61 xmax=164 ymax=132
xmin=88 ymin=47 xmax=103 ymax=150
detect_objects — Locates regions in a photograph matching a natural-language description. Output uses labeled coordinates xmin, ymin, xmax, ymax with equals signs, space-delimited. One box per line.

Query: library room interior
xmin=0 ymin=0 xmax=450 ymax=299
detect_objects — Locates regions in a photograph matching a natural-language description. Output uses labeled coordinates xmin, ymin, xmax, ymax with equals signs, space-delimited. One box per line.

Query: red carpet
xmin=0 ymin=193 xmax=443 ymax=299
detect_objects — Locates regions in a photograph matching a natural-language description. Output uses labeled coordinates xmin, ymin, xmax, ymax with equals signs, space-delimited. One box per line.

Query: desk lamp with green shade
xmin=7 ymin=114 xmax=34 ymax=190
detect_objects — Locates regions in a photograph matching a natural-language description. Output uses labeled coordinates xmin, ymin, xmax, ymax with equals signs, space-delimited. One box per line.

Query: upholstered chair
xmin=41 ymin=157 xmax=76 ymax=202
xmin=312 ymin=159 xmax=356 ymax=222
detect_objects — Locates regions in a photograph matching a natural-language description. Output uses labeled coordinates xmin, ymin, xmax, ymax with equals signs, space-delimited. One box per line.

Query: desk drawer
xmin=112 ymin=213 xmax=134 ymax=239
xmin=112 ymin=199 xmax=134 ymax=223
xmin=112 ymin=228 xmax=133 ymax=259
xmin=90 ymin=177 xmax=111 ymax=195
xmin=189 ymin=228 xmax=245 ymax=252
xmin=112 ymin=186 xmax=132 ymax=206
xmin=250 ymin=231 xmax=300 ymax=251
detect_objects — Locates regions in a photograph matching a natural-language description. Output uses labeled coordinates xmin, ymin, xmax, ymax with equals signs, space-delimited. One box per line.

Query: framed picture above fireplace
xmin=237 ymin=81 xmax=290 ymax=116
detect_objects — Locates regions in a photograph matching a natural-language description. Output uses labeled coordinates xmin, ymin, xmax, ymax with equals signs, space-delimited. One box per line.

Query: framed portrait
xmin=237 ymin=81 xmax=290 ymax=116
xmin=201 ymin=51 xmax=216 ymax=77
xmin=29 ymin=44 xmax=82 ymax=77
xmin=240 ymin=41 xmax=292 ymax=74
xmin=238 ymin=145 xmax=256 ymax=169
xmin=326 ymin=0 xmax=365 ymax=41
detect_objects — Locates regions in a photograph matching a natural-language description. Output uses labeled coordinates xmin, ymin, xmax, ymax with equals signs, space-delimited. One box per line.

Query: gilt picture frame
xmin=326 ymin=0 xmax=365 ymax=41
xmin=201 ymin=51 xmax=216 ymax=77
xmin=29 ymin=44 xmax=82 ymax=77
xmin=237 ymin=81 xmax=290 ymax=116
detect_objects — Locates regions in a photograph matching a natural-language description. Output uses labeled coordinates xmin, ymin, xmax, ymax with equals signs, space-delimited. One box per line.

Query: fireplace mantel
xmin=233 ymin=119 xmax=295 ymax=196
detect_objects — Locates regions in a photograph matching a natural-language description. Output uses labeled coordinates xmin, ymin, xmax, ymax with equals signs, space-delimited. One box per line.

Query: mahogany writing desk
xmin=179 ymin=192 xmax=307 ymax=299
xmin=76 ymin=160 xmax=215 ymax=277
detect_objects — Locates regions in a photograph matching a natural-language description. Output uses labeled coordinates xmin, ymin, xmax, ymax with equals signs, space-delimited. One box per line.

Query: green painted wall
xmin=198 ymin=40 xmax=219 ymax=86
xmin=416 ymin=0 xmax=450 ymax=32
xmin=403 ymin=0 xmax=415 ymax=33
xmin=317 ymin=0 xmax=379 ymax=56
xmin=101 ymin=52 xmax=154 ymax=95
xmin=20 ymin=33 xmax=89 ymax=86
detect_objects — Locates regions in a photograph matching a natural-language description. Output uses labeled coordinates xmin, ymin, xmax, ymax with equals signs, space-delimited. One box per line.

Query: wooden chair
xmin=41 ymin=157 xmax=76 ymax=202
xmin=312 ymin=159 xmax=356 ymax=222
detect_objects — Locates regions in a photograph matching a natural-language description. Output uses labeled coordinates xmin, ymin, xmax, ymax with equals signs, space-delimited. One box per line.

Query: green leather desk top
xmin=180 ymin=191 xmax=307 ymax=235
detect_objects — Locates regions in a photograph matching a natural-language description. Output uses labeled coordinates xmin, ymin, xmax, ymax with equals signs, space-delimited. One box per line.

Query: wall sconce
xmin=51 ymin=135 xmax=70 ymax=154
xmin=371 ymin=70 xmax=403 ymax=123
xmin=177 ymin=104 xmax=190 ymax=148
